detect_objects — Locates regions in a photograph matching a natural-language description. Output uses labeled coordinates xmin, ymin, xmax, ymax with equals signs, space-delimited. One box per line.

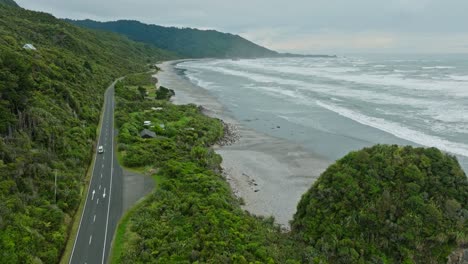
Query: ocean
xmin=175 ymin=54 xmax=468 ymax=174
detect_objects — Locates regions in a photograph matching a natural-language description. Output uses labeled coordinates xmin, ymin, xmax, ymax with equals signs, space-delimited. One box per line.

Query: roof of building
xmin=140 ymin=129 xmax=156 ymax=138
xmin=23 ymin=44 xmax=36 ymax=50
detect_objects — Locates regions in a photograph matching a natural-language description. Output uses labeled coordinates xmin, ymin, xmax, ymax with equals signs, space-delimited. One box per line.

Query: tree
xmin=137 ymin=85 xmax=146 ymax=99
xmin=292 ymin=145 xmax=468 ymax=263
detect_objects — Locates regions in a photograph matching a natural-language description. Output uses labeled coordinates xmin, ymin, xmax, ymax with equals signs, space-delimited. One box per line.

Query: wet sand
xmin=156 ymin=60 xmax=331 ymax=227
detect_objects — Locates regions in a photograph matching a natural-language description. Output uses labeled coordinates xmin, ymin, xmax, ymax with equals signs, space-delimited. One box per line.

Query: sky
xmin=15 ymin=0 xmax=468 ymax=54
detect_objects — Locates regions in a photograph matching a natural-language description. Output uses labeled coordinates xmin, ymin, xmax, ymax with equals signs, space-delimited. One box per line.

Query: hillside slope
xmin=0 ymin=2 xmax=175 ymax=263
xmin=67 ymin=19 xmax=279 ymax=58
xmin=0 ymin=0 xmax=18 ymax=7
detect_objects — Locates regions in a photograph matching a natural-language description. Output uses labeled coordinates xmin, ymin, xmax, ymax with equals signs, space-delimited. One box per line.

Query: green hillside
xmin=67 ymin=19 xmax=279 ymax=58
xmin=0 ymin=2 xmax=175 ymax=263
xmin=0 ymin=0 xmax=18 ymax=7
xmin=292 ymin=145 xmax=468 ymax=263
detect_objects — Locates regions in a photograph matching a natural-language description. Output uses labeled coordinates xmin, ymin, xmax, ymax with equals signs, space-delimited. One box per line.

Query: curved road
xmin=69 ymin=81 xmax=124 ymax=264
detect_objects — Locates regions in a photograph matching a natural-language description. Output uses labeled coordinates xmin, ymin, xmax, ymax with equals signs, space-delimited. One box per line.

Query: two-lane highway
xmin=70 ymin=80 xmax=124 ymax=264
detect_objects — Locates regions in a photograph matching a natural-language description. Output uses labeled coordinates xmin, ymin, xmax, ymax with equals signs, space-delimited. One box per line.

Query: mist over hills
xmin=66 ymin=19 xmax=280 ymax=58
xmin=68 ymin=19 xmax=337 ymax=59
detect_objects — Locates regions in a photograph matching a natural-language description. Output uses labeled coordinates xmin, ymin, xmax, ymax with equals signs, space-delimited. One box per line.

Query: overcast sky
xmin=15 ymin=0 xmax=468 ymax=54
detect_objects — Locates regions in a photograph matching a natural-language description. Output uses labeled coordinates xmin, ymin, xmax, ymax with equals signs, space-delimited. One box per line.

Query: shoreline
xmin=156 ymin=60 xmax=331 ymax=227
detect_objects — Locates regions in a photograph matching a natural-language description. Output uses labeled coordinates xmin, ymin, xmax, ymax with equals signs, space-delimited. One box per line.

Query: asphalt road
xmin=69 ymin=80 xmax=123 ymax=264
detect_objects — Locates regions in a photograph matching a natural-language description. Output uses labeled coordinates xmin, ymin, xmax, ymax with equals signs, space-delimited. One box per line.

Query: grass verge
xmin=110 ymin=199 xmax=142 ymax=264
xmin=109 ymin=166 xmax=165 ymax=263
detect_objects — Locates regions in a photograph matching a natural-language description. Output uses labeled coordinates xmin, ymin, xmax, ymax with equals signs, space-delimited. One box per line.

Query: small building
xmin=151 ymin=107 xmax=164 ymax=111
xmin=23 ymin=44 xmax=36 ymax=50
xmin=143 ymin=120 xmax=152 ymax=126
xmin=140 ymin=129 xmax=156 ymax=139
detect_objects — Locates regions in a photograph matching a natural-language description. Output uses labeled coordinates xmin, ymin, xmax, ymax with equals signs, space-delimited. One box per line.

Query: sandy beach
xmin=156 ymin=61 xmax=331 ymax=227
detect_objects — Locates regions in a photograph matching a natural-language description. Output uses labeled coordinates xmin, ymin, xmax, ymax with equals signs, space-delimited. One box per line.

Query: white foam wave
xmin=243 ymin=84 xmax=303 ymax=100
xmin=195 ymin=59 xmax=468 ymax=97
xmin=330 ymin=97 xmax=344 ymax=102
xmin=316 ymin=100 xmax=468 ymax=158
xmin=180 ymin=61 xmax=448 ymax=109
xmin=450 ymin=75 xmax=468 ymax=81
xmin=179 ymin=59 xmax=468 ymax=136
xmin=181 ymin=62 xmax=306 ymax=87
xmin=283 ymin=69 xmax=467 ymax=97
xmin=422 ymin=66 xmax=456 ymax=69
xmin=393 ymin=69 xmax=416 ymax=73
xmin=430 ymin=122 xmax=468 ymax=135
xmin=184 ymin=72 xmax=217 ymax=90
xmin=219 ymin=58 xmax=359 ymax=77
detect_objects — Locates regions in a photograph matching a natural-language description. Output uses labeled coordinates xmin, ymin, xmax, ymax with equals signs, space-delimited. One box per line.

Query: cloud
xmin=240 ymin=28 xmax=398 ymax=54
xmin=15 ymin=0 xmax=468 ymax=53
xmin=241 ymin=29 xmax=468 ymax=54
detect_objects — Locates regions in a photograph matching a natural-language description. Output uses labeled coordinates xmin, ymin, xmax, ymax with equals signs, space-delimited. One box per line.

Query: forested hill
xmin=67 ymin=19 xmax=280 ymax=58
xmin=0 ymin=1 xmax=175 ymax=263
xmin=0 ymin=0 xmax=18 ymax=7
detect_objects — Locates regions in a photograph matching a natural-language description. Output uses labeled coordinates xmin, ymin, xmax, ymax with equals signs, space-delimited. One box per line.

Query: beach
xmin=156 ymin=60 xmax=331 ymax=227
xmin=175 ymin=57 xmax=468 ymax=172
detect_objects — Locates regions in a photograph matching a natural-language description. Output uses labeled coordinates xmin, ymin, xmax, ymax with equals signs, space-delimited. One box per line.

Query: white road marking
xmin=103 ymin=188 xmax=106 ymax=198
xmin=69 ymin=103 xmax=103 ymax=263
xmin=102 ymin=92 xmax=115 ymax=264
xmin=99 ymin=185 xmax=101 ymax=190
xmin=100 ymin=173 xmax=103 ymax=178
xmin=102 ymin=164 xmax=104 ymax=168
xmin=93 ymin=215 xmax=96 ymax=222
xmin=91 ymin=190 xmax=95 ymax=200
xmin=89 ymin=235 xmax=92 ymax=245
xmin=97 ymin=198 xmax=99 ymax=205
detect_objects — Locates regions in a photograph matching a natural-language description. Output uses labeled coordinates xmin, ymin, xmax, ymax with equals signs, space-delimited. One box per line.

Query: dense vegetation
xmin=66 ymin=19 xmax=280 ymax=58
xmin=0 ymin=0 xmax=18 ymax=7
xmin=2 ymin=2 xmax=466 ymax=264
xmin=292 ymin=145 xmax=468 ymax=263
xmin=114 ymin=74 xmax=467 ymax=263
xmin=113 ymin=74 xmax=302 ymax=263
xmin=0 ymin=2 xmax=175 ymax=263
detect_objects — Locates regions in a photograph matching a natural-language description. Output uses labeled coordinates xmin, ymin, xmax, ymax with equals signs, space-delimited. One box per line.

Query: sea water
xmin=175 ymin=54 xmax=468 ymax=173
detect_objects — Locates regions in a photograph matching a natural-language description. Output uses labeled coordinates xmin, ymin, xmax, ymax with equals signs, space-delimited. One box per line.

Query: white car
xmin=98 ymin=145 xmax=104 ymax=154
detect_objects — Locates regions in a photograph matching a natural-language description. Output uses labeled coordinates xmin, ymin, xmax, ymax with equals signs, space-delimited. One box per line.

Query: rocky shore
xmin=217 ymin=120 xmax=240 ymax=146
